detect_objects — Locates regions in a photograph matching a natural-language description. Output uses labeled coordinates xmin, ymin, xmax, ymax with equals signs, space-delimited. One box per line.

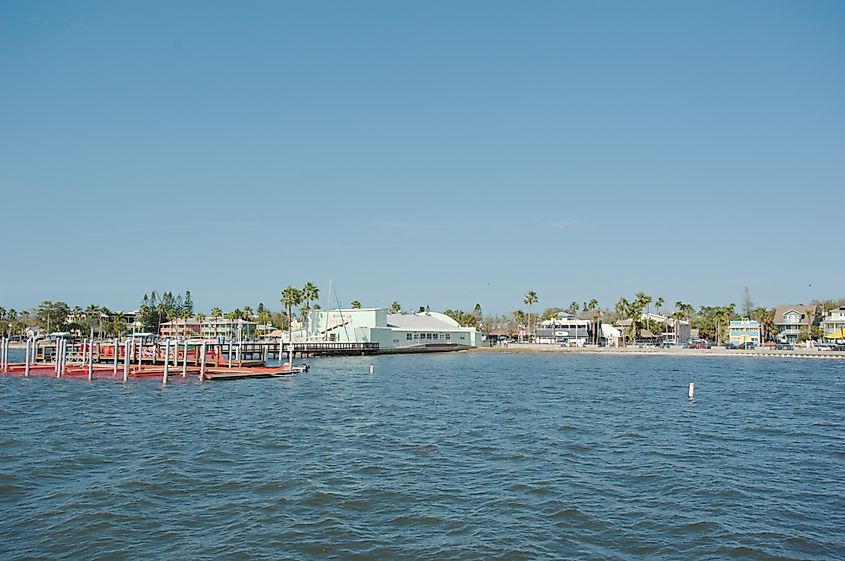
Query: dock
xmin=0 ymin=337 xmax=331 ymax=383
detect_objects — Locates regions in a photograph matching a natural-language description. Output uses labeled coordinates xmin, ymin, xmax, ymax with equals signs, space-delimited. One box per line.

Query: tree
xmin=242 ymin=306 xmax=254 ymax=321
xmin=390 ymin=301 xmax=401 ymax=314
xmin=35 ymin=300 xmax=70 ymax=333
xmin=282 ymin=286 xmax=303 ymax=342
xmin=742 ymin=287 xmax=754 ymax=319
xmin=351 ymin=300 xmax=362 ymax=309
xmin=655 ymin=297 xmax=664 ymax=317
xmin=524 ymin=291 xmax=538 ymax=341
xmin=301 ymin=282 xmax=319 ymax=332
xmin=568 ymin=301 xmax=579 ymax=316
xmin=210 ymin=307 xmax=223 ymax=318
xmin=183 ymin=290 xmax=194 ymax=318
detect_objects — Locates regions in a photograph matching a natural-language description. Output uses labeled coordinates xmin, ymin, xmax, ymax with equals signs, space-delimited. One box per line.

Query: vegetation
xmin=281 ymin=286 xmax=303 ymax=342
xmin=524 ymin=291 xmax=538 ymax=339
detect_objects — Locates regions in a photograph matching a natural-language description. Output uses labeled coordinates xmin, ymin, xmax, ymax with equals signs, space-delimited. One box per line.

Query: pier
xmin=0 ymin=338 xmax=375 ymax=382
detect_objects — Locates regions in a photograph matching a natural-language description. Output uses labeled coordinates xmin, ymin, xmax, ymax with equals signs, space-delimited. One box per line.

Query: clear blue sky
xmin=2 ymin=1 xmax=843 ymax=315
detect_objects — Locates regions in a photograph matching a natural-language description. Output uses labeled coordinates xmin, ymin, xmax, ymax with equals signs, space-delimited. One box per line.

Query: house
xmin=200 ymin=317 xmax=257 ymax=341
xmin=536 ymin=312 xmax=592 ymax=346
xmin=772 ymin=305 xmax=816 ymax=344
xmin=159 ymin=318 xmax=202 ymax=338
xmin=729 ymin=319 xmax=762 ymax=346
xmin=821 ymin=306 xmax=845 ymax=342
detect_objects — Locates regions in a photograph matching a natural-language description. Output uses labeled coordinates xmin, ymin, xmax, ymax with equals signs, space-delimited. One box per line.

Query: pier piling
xmin=123 ymin=340 xmax=130 ymax=382
xmin=24 ymin=338 xmax=31 ymax=377
xmin=182 ymin=341 xmax=187 ymax=377
xmin=200 ymin=342 xmax=207 ymax=380
xmin=163 ymin=340 xmax=170 ymax=385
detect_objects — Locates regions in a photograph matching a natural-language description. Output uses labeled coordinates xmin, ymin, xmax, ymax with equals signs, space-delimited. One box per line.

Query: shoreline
xmin=470 ymin=344 xmax=845 ymax=360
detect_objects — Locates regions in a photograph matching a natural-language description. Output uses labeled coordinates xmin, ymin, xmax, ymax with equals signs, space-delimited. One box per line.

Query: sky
xmin=1 ymin=1 xmax=843 ymax=315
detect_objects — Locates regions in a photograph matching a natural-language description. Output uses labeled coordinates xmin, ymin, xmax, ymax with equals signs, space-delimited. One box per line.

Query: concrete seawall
xmin=473 ymin=344 xmax=845 ymax=360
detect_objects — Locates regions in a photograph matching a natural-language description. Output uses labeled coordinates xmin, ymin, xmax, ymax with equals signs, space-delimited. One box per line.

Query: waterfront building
xmin=200 ymin=317 xmax=257 ymax=341
xmin=773 ymin=305 xmax=816 ymax=344
xmin=821 ymin=306 xmax=845 ymax=341
xmin=302 ymin=308 xmax=481 ymax=350
xmin=616 ymin=313 xmax=691 ymax=344
xmin=729 ymin=319 xmax=762 ymax=346
xmin=536 ymin=313 xmax=592 ymax=346
xmin=159 ymin=318 xmax=202 ymax=338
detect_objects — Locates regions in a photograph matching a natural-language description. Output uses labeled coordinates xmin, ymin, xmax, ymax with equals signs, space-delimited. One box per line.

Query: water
xmin=1 ymin=351 xmax=843 ymax=560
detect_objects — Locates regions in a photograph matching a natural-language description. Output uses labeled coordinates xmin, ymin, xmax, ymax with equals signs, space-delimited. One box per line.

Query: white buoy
xmin=689 ymin=382 xmax=695 ymax=400
xmin=369 ymin=365 xmax=374 ymax=374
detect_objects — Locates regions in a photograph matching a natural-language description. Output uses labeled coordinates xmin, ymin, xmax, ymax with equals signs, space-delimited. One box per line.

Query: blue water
xmin=1 ymin=351 xmax=843 ymax=560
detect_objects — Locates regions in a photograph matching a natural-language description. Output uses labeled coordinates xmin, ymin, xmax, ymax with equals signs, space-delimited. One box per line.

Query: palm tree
xmin=568 ymin=301 xmax=579 ymax=316
xmin=242 ymin=306 xmax=254 ymax=321
xmin=524 ymin=291 xmax=538 ymax=341
xmin=615 ymin=298 xmax=630 ymax=345
xmin=210 ymin=307 xmax=222 ymax=318
xmin=655 ymin=297 xmax=664 ymax=317
xmin=301 ymin=282 xmax=319 ymax=334
xmin=390 ymin=301 xmax=401 ymax=314
xmin=351 ymin=300 xmax=362 ymax=309
xmin=282 ymin=286 xmax=303 ymax=342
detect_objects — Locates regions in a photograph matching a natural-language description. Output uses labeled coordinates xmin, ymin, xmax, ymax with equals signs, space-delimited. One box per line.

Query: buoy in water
xmin=369 ymin=365 xmax=374 ymax=374
xmin=689 ymin=382 xmax=695 ymax=400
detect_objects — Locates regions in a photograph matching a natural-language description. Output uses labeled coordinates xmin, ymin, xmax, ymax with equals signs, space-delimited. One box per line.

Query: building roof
xmin=773 ymin=305 xmax=816 ymax=325
xmin=386 ymin=312 xmax=462 ymax=330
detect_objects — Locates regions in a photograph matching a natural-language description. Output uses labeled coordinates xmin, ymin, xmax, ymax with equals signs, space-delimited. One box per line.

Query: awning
xmin=824 ymin=329 xmax=845 ymax=339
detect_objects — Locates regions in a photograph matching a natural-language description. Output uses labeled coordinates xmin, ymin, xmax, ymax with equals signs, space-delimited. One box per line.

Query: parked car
xmin=661 ymin=340 xmax=678 ymax=348
xmin=775 ymin=342 xmax=794 ymax=350
xmin=724 ymin=342 xmax=738 ymax=349
xmin=817 ymin=344 xmax=834 ymax=351
xmin=738 ymin=342 xmax=757 ymax=350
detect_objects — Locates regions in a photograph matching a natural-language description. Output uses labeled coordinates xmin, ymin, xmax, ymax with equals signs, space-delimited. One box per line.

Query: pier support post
xmin=288 ymin=344 xmax=294 ymax=365
xmin=162 ymin=340 xmax=169 ymax=385
xmin=24 ymin=338 xmax=31 ymax=377
xmin=137 ymin=340 xmax=143 ymax=369
xmin=88 ymin=339 xmax=94 ymax=381
xmin=200 ymin=341 xmax=207 ymax=381
xmin=123 ymin=340 xmax=130 ymax=382
xmin=113 ymin=338 xmax=119 ymax=377
xmin=227 ymin=342 xmax=232 ymax=369
xmin=182 ymin=341 xmax=188 ymax=377
xmin=57 ymin=339 xmax=64 ymax=379
xmin=279 ymin=338 xmax=283 ymax=362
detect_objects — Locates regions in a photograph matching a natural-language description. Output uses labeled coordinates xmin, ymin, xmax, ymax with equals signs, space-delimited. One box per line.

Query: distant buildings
xmin=616 ymin=313 xmax=691 ymax=344
xmin=729 ymin=319 xmax=762 ymax=346
xmin=773 ymin=305 xmax=816 ymax=344
xmin=159 ymin=317 xmax=257 ymax=340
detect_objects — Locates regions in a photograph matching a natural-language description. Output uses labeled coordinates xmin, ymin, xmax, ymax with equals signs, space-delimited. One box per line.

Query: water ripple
xmin=0 ymin=352 xmax=843 ymax=560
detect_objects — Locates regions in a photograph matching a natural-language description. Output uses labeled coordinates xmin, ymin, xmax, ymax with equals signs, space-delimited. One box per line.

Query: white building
xmin=200 ymin=317 xmax=257 ymax=341
xmin=302 ymin=308 xmax=481 ymax=351
xmin=536 ymin=313 xmax=592 ymax=346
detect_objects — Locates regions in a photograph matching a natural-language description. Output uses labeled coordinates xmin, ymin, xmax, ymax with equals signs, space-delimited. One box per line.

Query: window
xmin=406 ymin=333 xmax=412 ymax=340
xmin=427 ymin=333 xmax=432 ymax=340
xmin=445 ymin=334 xmax=451 ymax=341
